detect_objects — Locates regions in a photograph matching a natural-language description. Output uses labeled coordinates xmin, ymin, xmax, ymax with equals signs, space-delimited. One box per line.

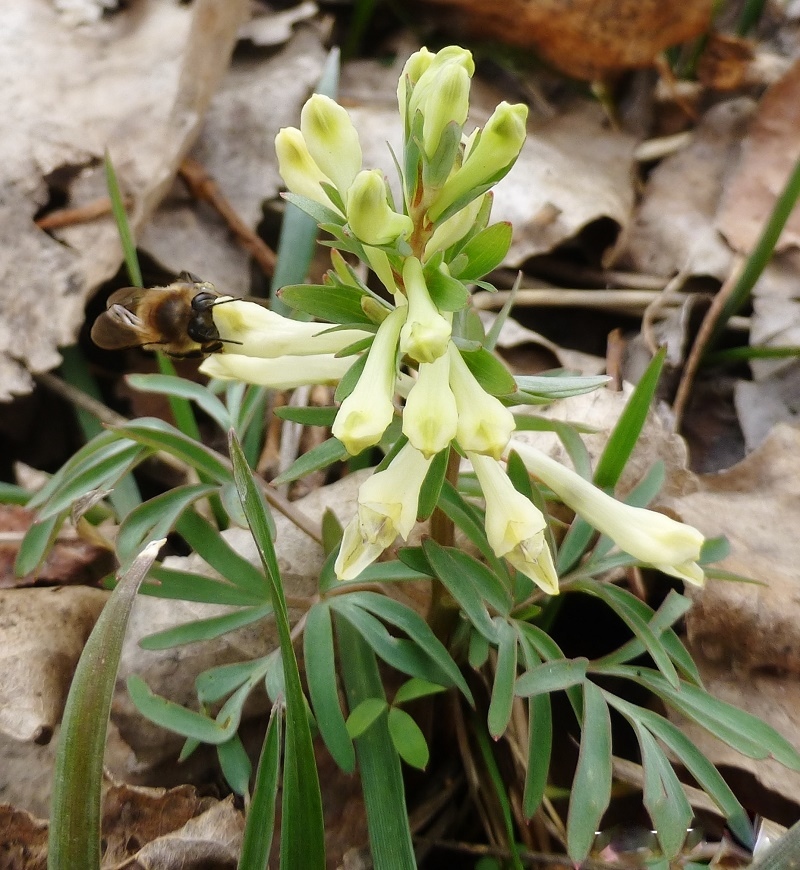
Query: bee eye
xmin=191 ymin=292 xmax=218 ymax=312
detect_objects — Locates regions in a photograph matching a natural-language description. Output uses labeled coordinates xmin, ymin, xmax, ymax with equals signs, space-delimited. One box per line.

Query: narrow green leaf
xmin=176 ymin=510 xmax=269 ymax=598
xmin=218 ymin=734 xmax=253 ymax=796
xmin=127 ymin=374 xmax=232 ymax=431
xmin=336 ymin=616 xmax=416 ymax=870
xmin=439 ymin=481 xmax=506 ymax=575
xmin=460 ymin=347 xmax=517 ymax=396
xmin=348 ymin=591 xmax=473 ymax=703
xmin=425 ymin=540 xmax=511 ymax=616
xmin=127 ymin=674 xmax=234 ymax=743
xmin=469 ymin=630 xmax=490 ymax=668
xmin=387 ymin=707 xmax=429 ymax=770
xmin=279 ymin=283 xmax=375 ymax=325
xmin=139 ymin=567 xmax=265 ymax=606
xmin=273 ymin=406 xmax=339 ymax=427
xmin=238 ymin=704 xmax=282 ymax=870
xmin=304 ymin=603 xmax=356 ymax=772
xmin=272 ymin=437 xmax=349 ymax=486
xmin=139 ymin=604 xmax=273 ymax=650
xmin=15 ymin=513 xmax=63 ymax=577
xmin=424 ymin=264 xmax=470 ymax=311
xmin=567 ymin=682 xmax=612 ymax=863
xmin=575 ymin=580 xmax=680 ymax=689
xmin=515 ymin=658 xmax=588 ymax=697
xmin=229 ymin=430 xmax=325 ymax=870
xmin=346 ymin=698 xmax=388 ymax=737
xmin=196 ymin=657 xmax=274 ymax=705
xmin=513 ymin=374 xmax=611 ymax=401
xmin=49 ymin=539 xmax=161 ymax=870
xmin=416 ymin=448 xmax=448 ymax=521
xmin=105 ymin=150 xmax=142 ymax=288
xmin=523 ymin=691 xmax=552 ymax=817
xmin=488 ymin=619 xmax=517 ymax=739
xmin=637 ymin=725 xmax=693 ymax=859
xmin=593 ymin=348 xmax=666 ymax=489
xmin=394 ymin=678 xmax=447 ymax=705
xmin=116 ymin=484 xmax=217 ymax=566
xmin=114 ymin=418 xmax=233 ymax=483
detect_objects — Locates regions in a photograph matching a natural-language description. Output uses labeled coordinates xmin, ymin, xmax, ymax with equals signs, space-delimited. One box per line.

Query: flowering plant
xmin=28 ymin=45 xmax=800 ymax=870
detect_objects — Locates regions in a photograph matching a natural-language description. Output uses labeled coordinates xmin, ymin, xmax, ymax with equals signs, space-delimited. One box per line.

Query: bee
xmin=91 ymin=272 xmax=237 ymax=358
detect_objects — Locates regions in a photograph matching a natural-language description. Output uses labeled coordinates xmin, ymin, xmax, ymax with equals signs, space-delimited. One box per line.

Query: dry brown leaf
xmin=140 ymin=24 xmax=328 ymax=296
xmin=128 ymin=796 xmax=243 ymax=870
xmin=0 ymin=586 xmax=107 ymax=743
xmin=0 ymin=0 xmax=248 ymax=400
xmin=0 ymin=804 xmax=48 ymax=870
xmin=717 ymin=58 xmax=800 ymax=253
xmin=621 ymin=99 xmax=752 ymax=279
xmin=422 ymin=0 xmax=712 ymax=80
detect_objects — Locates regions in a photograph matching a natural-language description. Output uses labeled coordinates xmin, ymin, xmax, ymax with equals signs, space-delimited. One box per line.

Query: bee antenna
xmin=219 ymin=338 xmax=243 ymax=347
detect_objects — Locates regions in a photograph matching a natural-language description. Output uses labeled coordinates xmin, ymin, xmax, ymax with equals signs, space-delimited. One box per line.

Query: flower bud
xmin=427 ymin=102 xmax=528 ymax=223
xmin=399 ymin=257 xmax=452 ymax=364
xmin=510 ymin=441 xmax=705 ymax=585
xmin=300 ymin=94 xmax=362 ymax=196
xmin=346 ymin=170 xmax=413 ymax=246
xmin=402 ymin=353 xmax=458 ymax=458
xmin=469 ymin=453 xmax=559 ymax=595
xmin=423 ymin=195 xmax=485 ymax=260
xmin=200 ymin=352 xmax=353 ymax=389
xmin=449 ymin=344 xmax=515 ymax=459
xmin=275 ymin=127 xmax=338 ymax=212
xmin=418 ymin=64 xmax=471 ymax=159
xmin=332 ymin=305 xmax=406 ymax=455
xmin=335 ymin=442 xmax=432 ymax=580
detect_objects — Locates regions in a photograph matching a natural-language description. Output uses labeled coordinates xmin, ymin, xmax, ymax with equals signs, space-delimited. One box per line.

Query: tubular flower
xmin=200 ymin=352 xmax=352 ymax=389
xmin=300 ymin=94 xmax=362 ymax=197
xmin=469 ymin=453 xmax=559 ymax=595
xmin=399 ymin=257 xmax=452 ymax=364
xmin=346 ymin=170 xmax=413 ymax=246
xmin=510 ymin=441 xmax=706 ymax=585
xmin=335 ymin=442 xmax=433 ymax=580
xmin=448 ymin=344 xmax=515 ymax=459
xmin=423 ymin=195 xmax=486 ymax=260
xmin=427 ymin=101 xmax=528 ymax=222
xmin=274 ymin=127 xmax=339 ymax=213
xmin=332 ymin=305 xmax=406 ymax=455
xmin=212 ymin=300 xmax=371 ymax=358
xmin=402 ymin=352 xmax=458 ymax=458
xmin=417 ymin=63 xmax=471 ymax=159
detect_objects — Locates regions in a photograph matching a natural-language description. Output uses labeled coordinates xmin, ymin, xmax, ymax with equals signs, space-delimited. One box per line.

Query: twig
xmin=35 ymin=197 xmax=125 ymax=231
xmin=178 ymin=157 xmax=277 ymax=276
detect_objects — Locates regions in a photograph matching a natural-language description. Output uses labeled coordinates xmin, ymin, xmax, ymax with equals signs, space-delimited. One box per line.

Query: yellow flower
xmin=300 ymin=94 xmax=362 ymax=197
xmin=402 ymin=353 xmax=458 ymax=458
xmin=510 ymin=441 xmax=705 ymax=585
xmin=335 ymin=442 xmax=432 ymax=580
xmin=346 ymin=170 xmax=413 ymax=246
xmin=274 ymin=127 xmax=339 ymax=213
xmin=399 ymin=257 xmax=452 ymax=364
xmin=200 ymin=352 xmax=352 ymax=389
xmin=470 ymin=453 xmax=559 ymax=595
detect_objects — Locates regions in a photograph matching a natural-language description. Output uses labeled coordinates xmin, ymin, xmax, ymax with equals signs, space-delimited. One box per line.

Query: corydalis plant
xmin=199 ymin=46 xmax=706 ymax=590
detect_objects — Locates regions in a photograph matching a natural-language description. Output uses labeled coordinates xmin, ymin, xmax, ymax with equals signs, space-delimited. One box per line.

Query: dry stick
xmin=672 ymin=254 xmax=744 ymax=429
xmin=36 ymin=372 xmax=322 ymax=544
xmin=178 ymin=156 xmax=277 ymax=276
xmin=35 ymin=197 xmax=124 ymax=231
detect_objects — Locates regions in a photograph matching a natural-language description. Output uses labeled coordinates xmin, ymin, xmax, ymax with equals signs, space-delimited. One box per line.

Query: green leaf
xmin=574 ymin=580 xmax=680 ymax=689
xmin=239 ymin=704 xmax=282 ymax=870
xmin=176 ymin=510 xmax=269 ymax=598
xmin=567 ymin=682 xmax=613 ymax=863
xmin=388 ymin=707 xmax=429 ymax=769
xmin=425 ymin=541 xmax=511 ymax=616
xmin=139 ymin=604 xmax=273 ymax=651
xmin=394 ymin=678 xmax=447 ymax=705
xmin=279 ymin=283 xmax=375 ymax=326
xmin=280 ymin=192 xmax=345 ymax=228
xmin=127 ymin=374 xmax=232 ymax=431
xmin=139 ymin=567 xmax=265 ymax=606
xmin=105 ymin=150 xmax=142 ymax=288
xmin=114 ymin=418 xmax=233 ymax=483
xmin=637 ymin=725 xmax=693 ymax=859
xmin=594 ymin=348 xmax=666 ymax=489
xmin=229 ymin=430 xmax=325 ymax=870
xmin=438 ymin=481 xmax=507 ymax=576
xmin=513 ymin=374 xmax=611 ymax=401
xmin=304 ymin=603 xmax=355 ymax=772
xmin=416 ymin=448 xmax=448 ymax=521
xmin=335 ymin=617 xmax=416 ymax=870
xmin=273 ymin=406 xmax=339 ymax=427
xmin=116 ymin=484 xmax=217 ymax=566
xmin=48 ymin=539 xmax=161 ymax=870
xmin=523 ymin=691 xmax=552 ymax=817
xmin=425 ymin=264 xmax=470 ymax=311
xmin=452 ymin=222 xmax=512 ymax=282
xmin=347 ymin=591 xmax=474 ymax=703
xmin=217 ymin=734 xmax=253 ymax=796
xmin=127 ymin=675 xmax=235 ymax=743
xmin=469 ymin=630 xmax=490 ymax=668
xmin=515 ymin=658 xmax=588 ymax=697
xmin=460 ymin=347 xmax=516 ymax=396
xmin=272 ymin=437 xmax=349 ymax=486
xmin=196 ymin=657 xmax=274 ymax=705
xmin=607 ymin=665 xmax=800 ymax=768
xmin=346 ymin=698 xmax=388 ymax=738
xmin=488 ymin=619 xmax=517 ymax=739
xmin=15 ymin=513 xmax=63 ymax=578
